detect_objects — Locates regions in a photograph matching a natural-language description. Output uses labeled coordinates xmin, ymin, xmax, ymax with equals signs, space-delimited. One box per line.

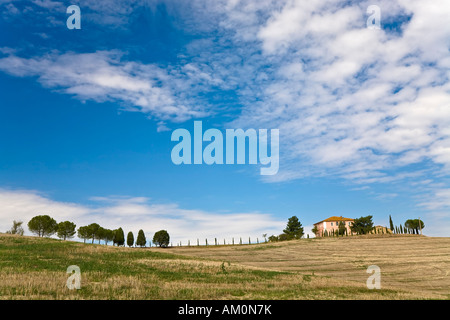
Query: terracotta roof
xmin=314 ymin=216 xmax=354 ymax=225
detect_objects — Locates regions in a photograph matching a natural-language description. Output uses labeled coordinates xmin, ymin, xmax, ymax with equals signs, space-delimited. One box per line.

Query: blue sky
xmin=0 ymin=0 xmax=449 ymax=242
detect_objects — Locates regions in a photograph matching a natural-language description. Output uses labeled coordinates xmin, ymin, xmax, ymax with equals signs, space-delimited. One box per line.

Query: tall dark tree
xmin=338 ymin=221 xmax=346 ymax=236
xmin=311 ymin=226 xmax=318 ymax=237
xmin=127 ymin=231 xmax=134 ymax=247
xmin=153 ymin=230 xmax=170 ymax=248
xmin=283 ymin=216 xmax=304 ymax=239
xmin=56 ymin=221 xmax=76 ymax=240
xmin=350 ymin=215 xmax=374 ymax=235
xmin=27 ymin=215 xmax=57 ymax=237
xmin=136 ymin=229 xmax=146 ymax=247
xmin=113 ymin=228 xmax=125 ymax=246
xmin=389 ymin=215 xmax=394 ymax=233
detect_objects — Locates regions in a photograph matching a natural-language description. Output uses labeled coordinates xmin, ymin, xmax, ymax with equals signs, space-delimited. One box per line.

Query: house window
xmin=331 ymin=222 xmax=333 ymax=226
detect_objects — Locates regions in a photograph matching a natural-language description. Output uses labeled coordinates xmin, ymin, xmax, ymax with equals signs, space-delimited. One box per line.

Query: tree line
xmin=389 ymin=215 xmax=425 ymax=235
xmin=22 ymin=214 xmax=170 ymax=247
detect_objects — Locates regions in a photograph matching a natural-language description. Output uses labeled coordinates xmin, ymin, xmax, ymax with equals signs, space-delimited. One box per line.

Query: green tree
xmin=27 ymin=215 xmax=57 ymax=237
xmin=56 ymin=221 xmax=76 ymax=240
xmin=77 ymin=226 xmax=90 ymax=243
xmin=283 ymin=216 xmax=304 ymax=239
xmin=338 ymin=221 xmax=346 ymax=236
xmin=153 ymin=230 xmax=170 ymax=247
xmin=311 ymin=225 xmax=318 ymax=237
xmin=103 ymin=229 xmax=114 ymax=245
xmin=6 ymin=220 xmax=24 ymax=235
xmin=389 ymin=215 xmax=394 ymax=233
xmin=97 ymin=227 xmax=110 ymax=244
xmin=86 ymin=223 xmax=101 ymax=244
xmin=127 ymin=231 xmax=134 ymax=247
xmin=350 ymin=215 xmax=374 ymax=235
xmin=405 ymin=219 xmax=425 ymax=234
xmin=278 ymin=233 xmax=290 ymax=241
xmin=136 ymin=229 xmax=146 ymax=247
xmin=113 ymin=228 xmax=125 ymax=246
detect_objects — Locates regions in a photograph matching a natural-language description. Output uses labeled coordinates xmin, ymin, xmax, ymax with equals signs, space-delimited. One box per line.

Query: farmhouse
xmin=313 ymin=216 xmax=354 ymax=237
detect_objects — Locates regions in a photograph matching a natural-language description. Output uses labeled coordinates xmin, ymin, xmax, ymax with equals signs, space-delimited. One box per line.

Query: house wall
xmin=314 ymin=220 xmax=354 ymax=237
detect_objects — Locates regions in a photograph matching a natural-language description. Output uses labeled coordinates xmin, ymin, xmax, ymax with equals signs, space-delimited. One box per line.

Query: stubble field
xmin=0 ymin=233 xmax=448 ymax=299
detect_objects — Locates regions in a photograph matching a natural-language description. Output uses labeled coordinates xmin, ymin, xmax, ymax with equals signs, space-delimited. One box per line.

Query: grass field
xmin=0 ymin=233 xmax=448 ymax=299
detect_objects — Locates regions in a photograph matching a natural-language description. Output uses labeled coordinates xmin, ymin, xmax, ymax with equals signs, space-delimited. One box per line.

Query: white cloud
xmin=216 ymin=0 xmax=450 ymax=186
xmin=0 ymin=50 xmax=210 ymax=122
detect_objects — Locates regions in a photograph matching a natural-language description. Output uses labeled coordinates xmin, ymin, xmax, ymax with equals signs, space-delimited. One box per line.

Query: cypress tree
xmin=136 ymin=229 xmax=146 ymax=247
xmin=127 ymin=231 xmax=134 ymax=247
xmin=389 ymin=215 xmax=394 ymax=233
xmin=114 ymin=227 xmax=125 ymax=246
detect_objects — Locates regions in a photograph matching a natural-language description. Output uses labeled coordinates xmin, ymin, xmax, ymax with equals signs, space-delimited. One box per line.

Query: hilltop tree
xmin=389 ymin=215 xmax=394 ymax=233
xmin=6 ymin=220 xmax=24 ymax=235
xmin=113 ymin=228 xmax=125 ymax=246
xmin=153 ymin=230 xmax=170 ymax=248
xmin=350 ymin=215 xmax=374 ymax=235
xmin=136 ymin=229 xmax=146 ymax=247
xmin=103 ymin=229 xmax=114 ymax=245
xmin=283 ymin=216 xmax=304 ymax=239
xmin=127 ymin=231 xmax=134 ymax=247
xmin=77 ymin=226 xmax=90 ymax=243
xmin=86 ymin=223 xmax=101 ymax=244
xmin=56 ymin=221 xmax=76 ymax=240
xmin=311 ymin=225 xmax=318 ymax=237
xmin=96 ymin=227 xmax=108 ymax=244
xmin=405 ymin=219 xmax=424 ymax=234
xmin=27 ymin=215 xmax=57 ymax=237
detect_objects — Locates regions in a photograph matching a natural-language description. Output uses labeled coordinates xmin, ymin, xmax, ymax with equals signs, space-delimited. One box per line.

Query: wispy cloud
xmin=0 ymin=50 xmax=212 ymax=124
xmin=211 ymin=0 xmax=450 ymax=186
xmin=1 ymin=0 xmax=450 ymax=234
